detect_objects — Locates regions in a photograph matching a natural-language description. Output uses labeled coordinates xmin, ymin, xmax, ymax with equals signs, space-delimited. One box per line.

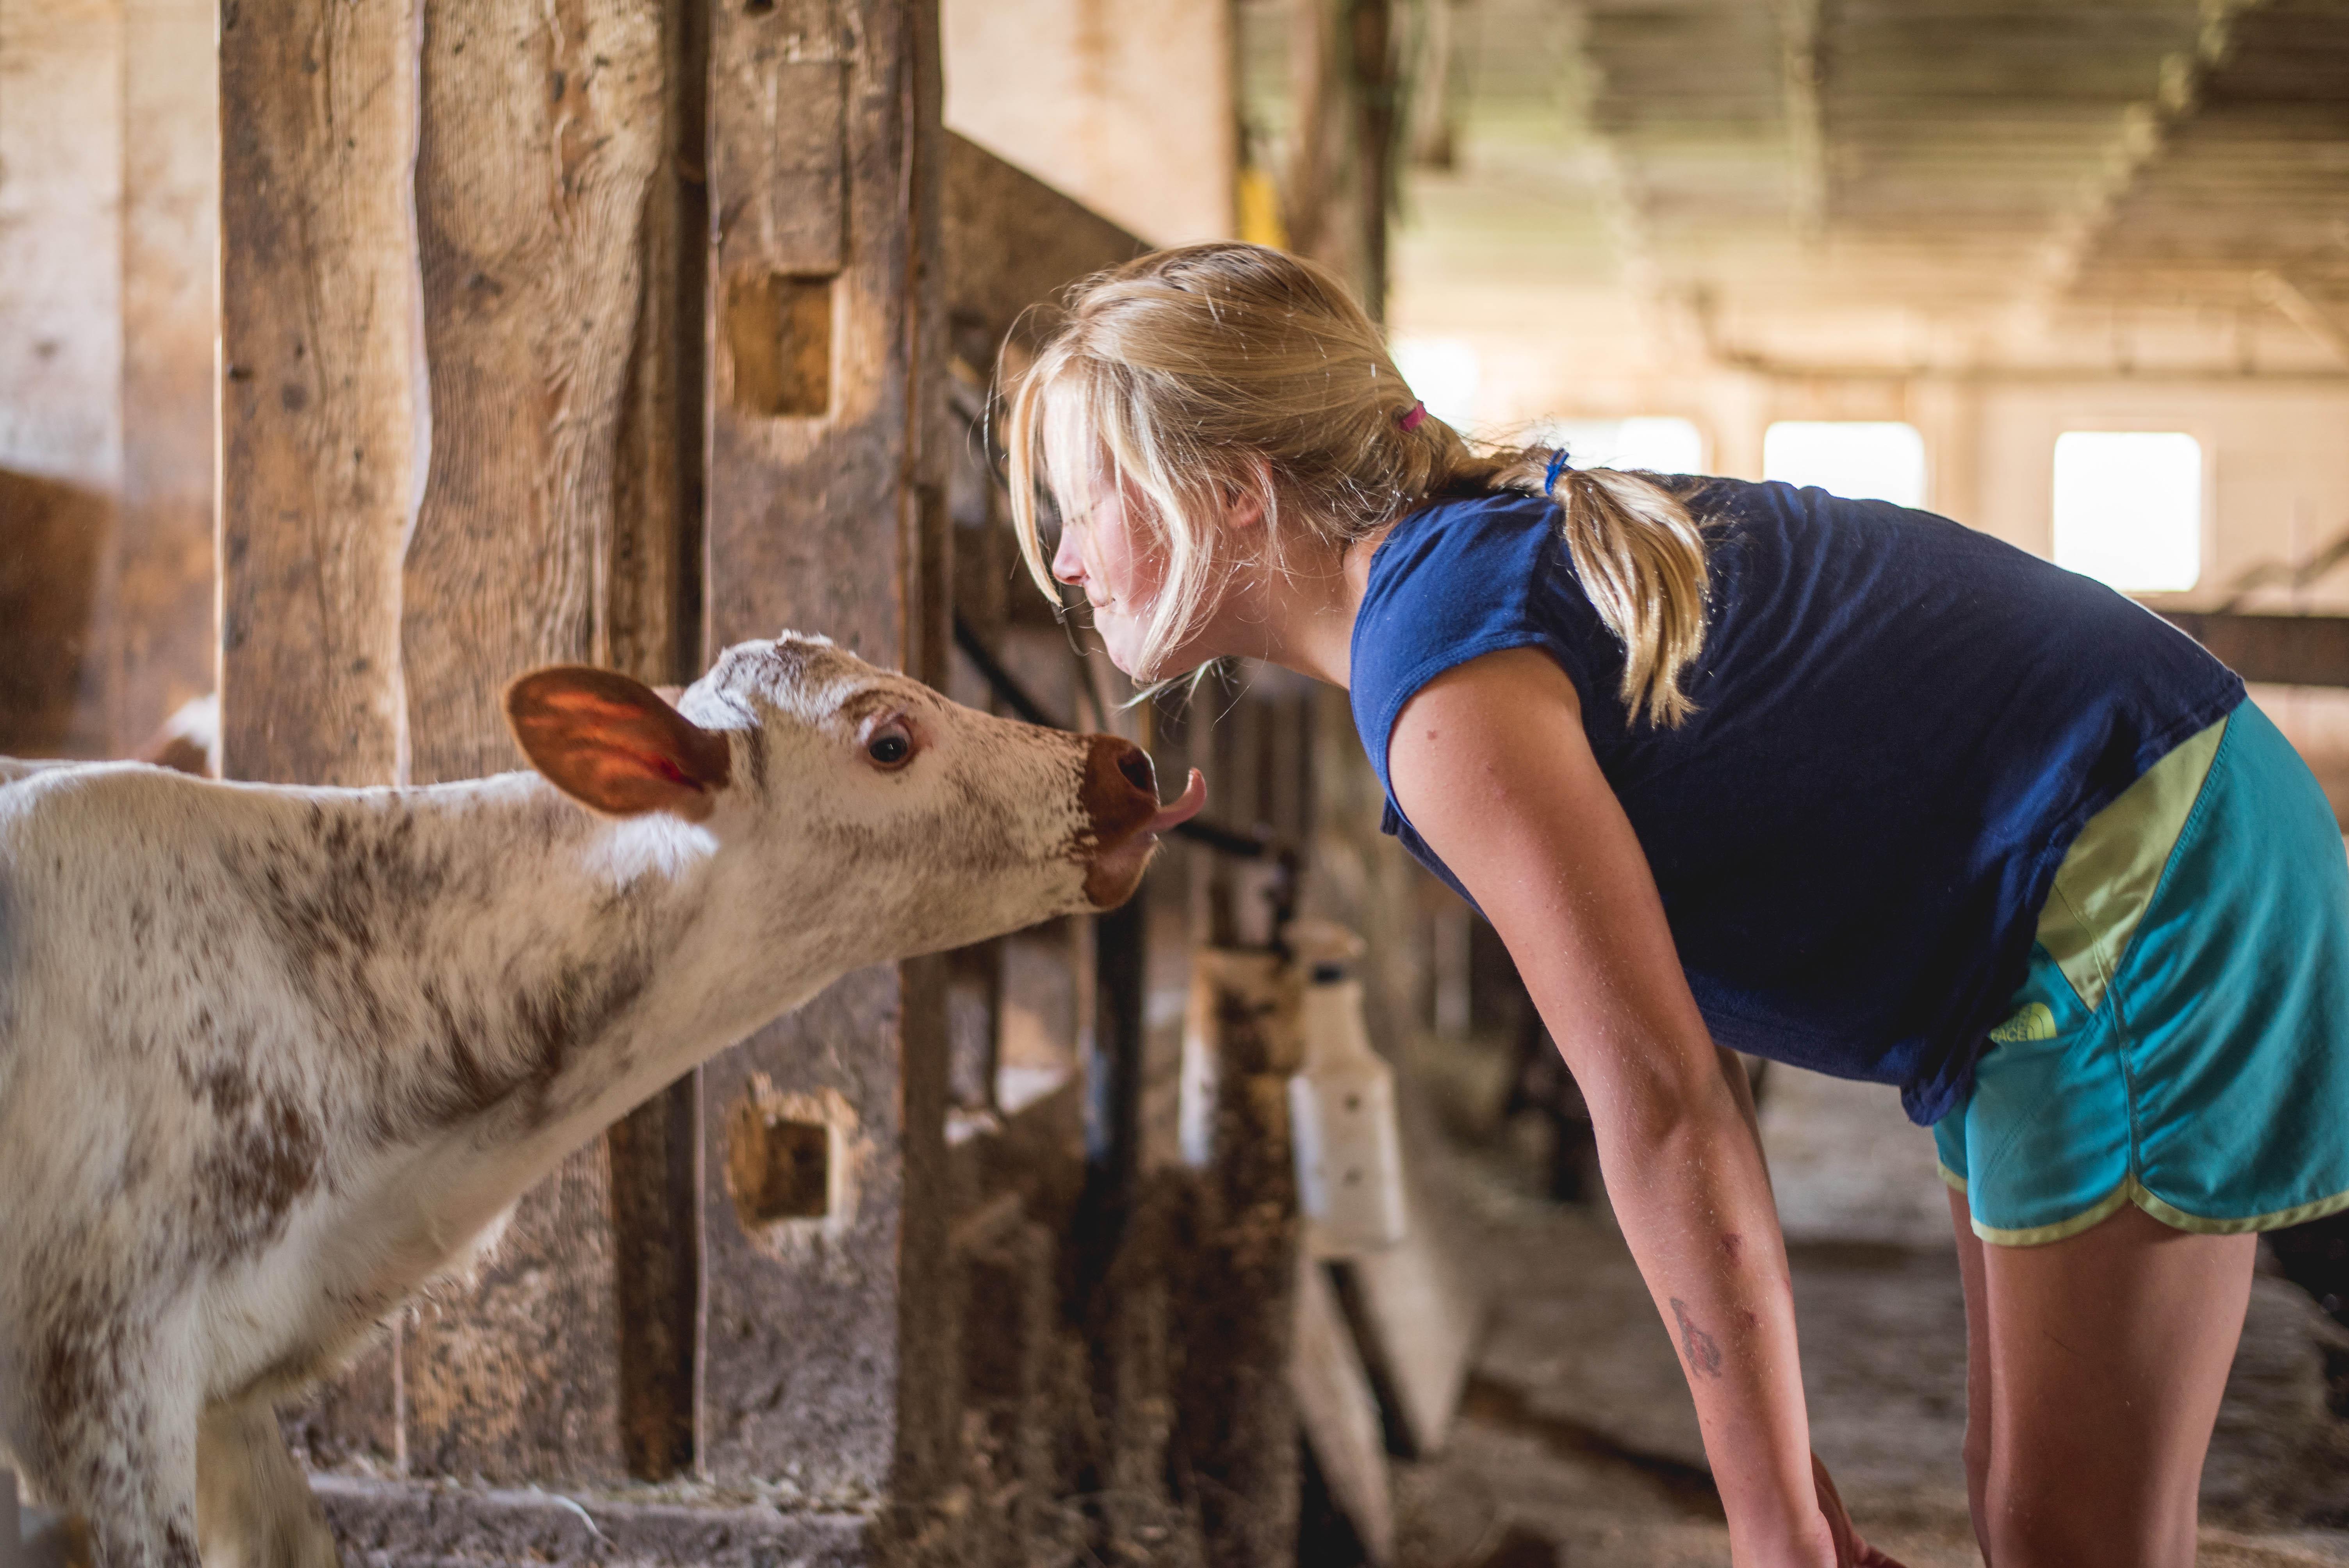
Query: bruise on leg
xmin=1669 ymin=1297 xmax=1725 ymax=1379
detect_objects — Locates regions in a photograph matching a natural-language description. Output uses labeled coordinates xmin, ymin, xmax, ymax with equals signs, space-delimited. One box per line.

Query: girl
xmin=1004 ymin=242 xmax=2349 ymax=1567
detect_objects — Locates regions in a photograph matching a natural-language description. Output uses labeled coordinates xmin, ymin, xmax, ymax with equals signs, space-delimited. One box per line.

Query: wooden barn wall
xmin=0 ymin=0 xmax=216 ymax=763
xmin=218 ymin=0 xmax=952 ymax=1496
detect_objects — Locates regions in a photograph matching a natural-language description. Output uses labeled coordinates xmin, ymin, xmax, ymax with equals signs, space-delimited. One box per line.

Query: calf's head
xmin=505 ymin=633 xmax=1205 ymax=957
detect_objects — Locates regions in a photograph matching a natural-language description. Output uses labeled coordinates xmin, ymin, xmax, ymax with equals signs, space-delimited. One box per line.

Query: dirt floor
xmin=1392 ymin=1041 xmax=2349 ymax=1568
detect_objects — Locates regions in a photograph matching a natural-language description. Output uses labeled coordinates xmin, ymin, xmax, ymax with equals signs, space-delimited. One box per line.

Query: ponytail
xmin=1487 ymin=449 xmax=1711 ymax=727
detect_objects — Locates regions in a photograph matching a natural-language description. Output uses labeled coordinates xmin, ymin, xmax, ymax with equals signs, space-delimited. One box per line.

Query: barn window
xmin=1763 ymin=421 xmax=1928 ymax=509
xmin=2051 ymin=431 xmax=2203 ymax=593
xmin=1537 ymin=417 xmax=1706 ymax=476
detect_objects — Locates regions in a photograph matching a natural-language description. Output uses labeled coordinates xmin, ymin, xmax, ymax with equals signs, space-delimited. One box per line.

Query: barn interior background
xmin=5 ymin=0 xmax=2349 ymax=1565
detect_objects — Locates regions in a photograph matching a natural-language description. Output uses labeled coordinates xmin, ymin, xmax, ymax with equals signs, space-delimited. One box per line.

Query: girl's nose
xmin=1052 ymin=529 xmax=1087 ymax=588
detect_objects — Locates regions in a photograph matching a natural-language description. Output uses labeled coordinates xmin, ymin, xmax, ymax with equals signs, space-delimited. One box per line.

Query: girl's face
xmin=1051 ymin=469 xmax=1172 ymax=677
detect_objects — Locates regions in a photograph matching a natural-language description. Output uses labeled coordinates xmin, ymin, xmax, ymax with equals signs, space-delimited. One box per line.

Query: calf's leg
xmin=27 ymin=1370 xmax=201 ymax=1568
xmin=196 ymin=1402 xmax=339 ymax=1568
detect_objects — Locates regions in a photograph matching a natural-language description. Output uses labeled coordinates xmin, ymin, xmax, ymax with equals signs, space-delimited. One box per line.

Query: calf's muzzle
xmin=1079 ymin=734 xmax=1207 ymax=908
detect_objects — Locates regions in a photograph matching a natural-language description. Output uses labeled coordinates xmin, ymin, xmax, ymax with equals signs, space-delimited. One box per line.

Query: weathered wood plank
xmin=1292 ymin=1254 xmax=1395 ymax=1566
xmin=1174 ymin=949 xmax=1306 ymax=1568
xmin=399 ymin=0 xmax=667 ymax=784
xmin=939 ymin=133 xmax=1147 ymax=359
xmin=696 ymin=0 xmax=954 ymax=1500
xmin=114 ymin=0 xmax=220 ymax=757
xmin=219 ymin=0 xmax=421 ymax=787
xmin=0 ymin=472 xmax=109 ymax=757
xmin=2160 ymin=611 xmax=2349 ymax=688
xmin=387 ymin=0 xmax=673 ymax=1486
xmin=0 ymin=0 xmax=123 ymax=759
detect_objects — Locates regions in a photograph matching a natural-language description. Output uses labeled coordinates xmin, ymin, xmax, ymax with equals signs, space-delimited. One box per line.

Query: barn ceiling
xmin=1369 ymin=0 xmax=2349 ymax=376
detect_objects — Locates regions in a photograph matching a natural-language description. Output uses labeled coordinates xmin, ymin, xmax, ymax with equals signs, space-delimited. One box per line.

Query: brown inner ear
xmin=505 ymin=666 xmax=732 ymax=817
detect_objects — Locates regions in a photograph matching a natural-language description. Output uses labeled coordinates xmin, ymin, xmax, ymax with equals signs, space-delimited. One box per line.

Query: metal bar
xmin=2159 ymin=611 xmax=2349 ymax=688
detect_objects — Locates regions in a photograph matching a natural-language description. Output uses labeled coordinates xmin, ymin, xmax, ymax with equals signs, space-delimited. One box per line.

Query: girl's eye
xmin=865 ymin=720 xmax=914 ymax=769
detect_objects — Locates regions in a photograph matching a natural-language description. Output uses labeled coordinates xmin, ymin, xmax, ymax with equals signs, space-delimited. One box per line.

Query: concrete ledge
xmin=315 ymin=1477 xmax=872 ymax=1568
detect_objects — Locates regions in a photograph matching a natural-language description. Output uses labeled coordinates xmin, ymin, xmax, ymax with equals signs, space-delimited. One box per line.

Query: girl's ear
xmin=1223 ymin=457 xmax=1273 ymax=531
xmin=504 ymin=666 xmax=734 ymax=821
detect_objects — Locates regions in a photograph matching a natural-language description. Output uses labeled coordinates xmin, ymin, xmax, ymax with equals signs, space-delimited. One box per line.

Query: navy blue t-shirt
xmin=1351 ymin=478 xmax=2245 ymax=1124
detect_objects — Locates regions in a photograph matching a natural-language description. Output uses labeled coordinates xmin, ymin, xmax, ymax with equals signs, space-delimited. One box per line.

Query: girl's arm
xmin=1387 ymin=648 xmax=1837 ymax=1568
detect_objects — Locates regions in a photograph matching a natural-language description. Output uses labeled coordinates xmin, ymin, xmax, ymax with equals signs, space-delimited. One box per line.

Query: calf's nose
xmin=1114 ymin=741 xmax=1156 ymax=798
xmin=1082 ymin=735 xmax=1162 ymax=842
xmin=1076 ymin=733 xmax=1207 ymax=907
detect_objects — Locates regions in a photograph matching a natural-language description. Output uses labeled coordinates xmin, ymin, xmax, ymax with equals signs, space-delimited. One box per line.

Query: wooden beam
xmin=2027 ymin=1 xmax=2264 ymax=304
xmin=219 ymin=0 xmax=421 ymax=788
xmin=2160 ymin=611 xmax=2349 ymax=688
xmin=116 ymin=0 xmax=221 ymax=757
xmin=1780 ymin=0 xmax=1826 ymax=243
xmin=940 ymin=132 xmax=1147 ymax=362
xmin=695 ymin=0 xmax=958 ymax=1503
xmin=2256 ymin=269 xmax=2349 ymax=368
xmin=385 ymin=0 xmax=684 ymax=1490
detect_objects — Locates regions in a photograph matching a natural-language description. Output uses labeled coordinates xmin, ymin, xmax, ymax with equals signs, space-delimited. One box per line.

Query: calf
xmin=0 ymin=632 xmax=1203 ymax=1568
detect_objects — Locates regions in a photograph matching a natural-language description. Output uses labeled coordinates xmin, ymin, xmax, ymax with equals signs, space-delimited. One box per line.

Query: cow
xmin=0 ymin=631 xmax=1205 ymax=1568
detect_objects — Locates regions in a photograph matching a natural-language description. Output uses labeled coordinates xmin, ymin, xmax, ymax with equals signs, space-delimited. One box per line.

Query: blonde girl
xmin=1007 ymin=242 xmax=2349 ymax=1568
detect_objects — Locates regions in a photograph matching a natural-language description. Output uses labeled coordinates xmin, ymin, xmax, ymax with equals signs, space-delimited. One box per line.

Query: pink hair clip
xmin=1398 ymin=400 xmax=1428 ymax=433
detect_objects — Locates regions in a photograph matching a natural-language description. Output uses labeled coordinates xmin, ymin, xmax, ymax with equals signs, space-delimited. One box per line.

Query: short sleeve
xmin=1347 ymin=494 xmax=1604 ymax=809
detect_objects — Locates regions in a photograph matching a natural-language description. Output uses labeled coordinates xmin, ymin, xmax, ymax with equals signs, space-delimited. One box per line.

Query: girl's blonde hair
xmin=1003 ymin=242 xmax=1712 ymax=726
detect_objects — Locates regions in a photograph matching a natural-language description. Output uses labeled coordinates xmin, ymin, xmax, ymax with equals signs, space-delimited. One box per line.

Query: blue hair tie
xmin=1543 ymin=448 xmax=1572 ymax=492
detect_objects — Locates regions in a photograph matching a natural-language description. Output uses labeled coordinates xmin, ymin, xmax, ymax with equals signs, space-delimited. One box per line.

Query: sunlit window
xmin=1763 ymin=421 xmax=1928 ymax=509
xmin=2051 ymin=431 xmax=2202 ymax=593
xmin=1538 ymin=417 xmax=1707 ymax=476
xmin=1390 ymin=337 xmax=1481 ymax=432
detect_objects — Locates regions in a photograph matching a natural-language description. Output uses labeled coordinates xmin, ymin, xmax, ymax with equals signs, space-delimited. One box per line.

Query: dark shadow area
xmin=0 ymin=469 xmax=108 ymax=757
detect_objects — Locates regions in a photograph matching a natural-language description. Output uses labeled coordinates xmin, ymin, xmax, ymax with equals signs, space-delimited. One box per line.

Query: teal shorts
xmin=1936 ymin=700 xmax=2349 ymax=1246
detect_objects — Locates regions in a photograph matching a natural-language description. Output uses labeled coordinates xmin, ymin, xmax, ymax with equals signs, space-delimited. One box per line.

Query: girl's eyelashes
xmin=861 ymin=713 xmax=918 ymax=770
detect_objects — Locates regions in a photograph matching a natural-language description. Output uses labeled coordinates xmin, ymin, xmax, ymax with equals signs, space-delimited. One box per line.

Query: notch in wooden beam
xmin=726 ymin=1099 xmax=834 ymax=1222
xmin=724 ymin=270 xmax=834 ymax=418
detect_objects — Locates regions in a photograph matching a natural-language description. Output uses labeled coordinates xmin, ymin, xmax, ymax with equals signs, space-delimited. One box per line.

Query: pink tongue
xmin=1145 ymin=768 xmax=1208 ymax=834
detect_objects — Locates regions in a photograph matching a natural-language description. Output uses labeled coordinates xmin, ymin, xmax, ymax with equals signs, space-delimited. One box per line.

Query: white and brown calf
xmin=0 ymin=632 xmax=1204 ymax=1568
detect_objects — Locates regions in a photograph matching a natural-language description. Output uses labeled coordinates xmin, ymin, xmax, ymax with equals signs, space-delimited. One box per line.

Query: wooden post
xmin=392 ymin=0 xmax=673 ymax=1487
xmin=219 ymin=0 xmax=420 ymax=789
xmin=116 ymin=0 xmax=220 ymax=755
xmin=225 ymin=0 xmax=707 ymax=1490
xmin=695 ymin=0 xmax=955 ymax=1506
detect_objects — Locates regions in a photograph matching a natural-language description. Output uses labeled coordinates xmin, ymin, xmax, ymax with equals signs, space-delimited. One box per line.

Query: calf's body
xmin=0 ymin=633 xmax=1202 ymax=1568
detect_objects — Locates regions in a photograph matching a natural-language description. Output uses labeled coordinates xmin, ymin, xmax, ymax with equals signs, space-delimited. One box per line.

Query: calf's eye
xmin=865 ymin=721 xmax=914 ymax=769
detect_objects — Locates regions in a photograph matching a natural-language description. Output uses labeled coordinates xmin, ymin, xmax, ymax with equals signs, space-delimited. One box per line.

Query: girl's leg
xmin=1947 ymin=1190 xmax=1995 ymax=1564
xmin=1976 ymin=1201 xmax=2256 ymax=1568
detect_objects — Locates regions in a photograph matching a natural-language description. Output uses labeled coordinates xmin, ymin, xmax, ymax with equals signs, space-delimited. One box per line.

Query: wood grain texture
xmin=115 ymin=0 xmax=221 ymax=757
xmin=697 ymin=0 xmax=954 ymax=1500
xmin=402 ymin=1147 xmax=626 ymax=1483
xmin=704 ymin=0 xmax=893 ymax=665
xmin=0 ymin=0 xmax=123 ymax=759
xmin=399 ymin=0 xmax=665 ymax=785
xmin=0 ymin=472 xmax=109 ymax=757
xmin=218 ymin=0 xmax=421 ymax=787
xmin=939 ymin=132 xmax=1147 ymax=360
xmin=388 ymin=0 xmax=674 ymax=1485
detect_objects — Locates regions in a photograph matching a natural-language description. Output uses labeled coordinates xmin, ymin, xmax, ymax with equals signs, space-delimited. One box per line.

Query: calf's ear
xmin=505 ymin=666 xmax=733 ymax=821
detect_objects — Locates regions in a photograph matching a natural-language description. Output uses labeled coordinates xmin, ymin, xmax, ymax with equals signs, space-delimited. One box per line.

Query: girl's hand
xmin=1812 ymin=1453 xmax=1908 ymax=1568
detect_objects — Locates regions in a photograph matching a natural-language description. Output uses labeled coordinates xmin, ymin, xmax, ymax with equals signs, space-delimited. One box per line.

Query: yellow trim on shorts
xmin=1937 ymin=1164 xmax=2349 ymax=1245
xmin=2034 ymin=718 xmax=2227 ymax=1014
